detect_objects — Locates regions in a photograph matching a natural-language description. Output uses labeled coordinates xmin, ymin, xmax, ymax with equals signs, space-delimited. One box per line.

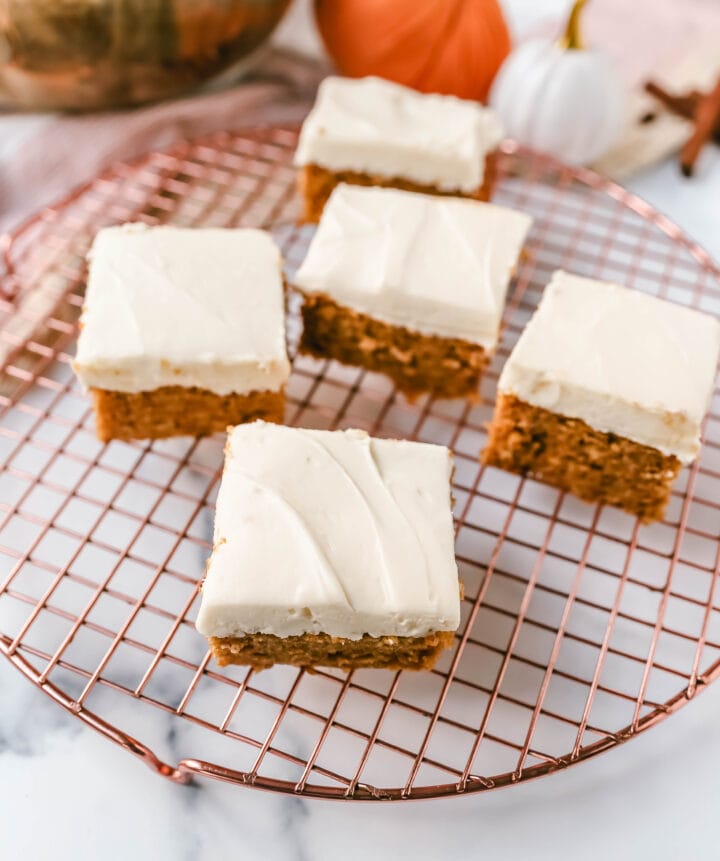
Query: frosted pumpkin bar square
xmin=293 ymin=184 xmax=531 ymax=399
xmin=483 ymin=271 xmax=720 ymax=522
xmin=294 ymin=75 xmax=504 ymax=222
xmin=195 ymin=422 xmax=461 ymax=671
xmin=72 ymin=224 xmax=290 ymax=441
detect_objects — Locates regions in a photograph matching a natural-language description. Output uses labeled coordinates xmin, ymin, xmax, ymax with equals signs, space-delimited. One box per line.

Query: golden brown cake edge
xmin=297 ymin=151 xmax=498 ymax=223
xmin=298 ymin=291 xmax=488 ymax=401
xmin=91 ymin=385 xmax=285 ymax=442
xmin=482 ymin=392 xmax=682 ymax=522
xmin=209 ymin=630 xmax=456 ymax=671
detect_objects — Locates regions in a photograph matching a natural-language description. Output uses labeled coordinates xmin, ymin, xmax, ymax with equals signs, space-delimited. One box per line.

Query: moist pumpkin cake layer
xmin=195 ymin=423 xmax=461 ymax=672
xmin=483 ymin=393 xmax=682 ymax=522
xmin=299 ymin=292 xmax=489 ymax=399
xmin=484 ymin=271 xmax=720 ymax=522
xmin=297 ymin=155 xmax=497 ymax=224
xmin=72 ymin=223 xmax=290 ymax=441
xmin=293 ymin=184 xmax=531 ymax=400
xmin=91 ymin=386 xmax=284 ymax=443
xmin=294 ymin=75 xmax=503 ymax=222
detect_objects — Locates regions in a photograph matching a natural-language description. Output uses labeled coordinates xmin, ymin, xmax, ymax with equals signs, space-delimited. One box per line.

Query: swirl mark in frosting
xmin=233 ymin=473 xmax=353 ymax=608
xmin=196 ymin=423 xmax=460 ymax=641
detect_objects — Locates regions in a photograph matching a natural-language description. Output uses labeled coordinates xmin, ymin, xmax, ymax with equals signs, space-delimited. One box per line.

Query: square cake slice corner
xmin=483 ymin=270 xmax=720 ymax=521
xmin=293 ymin=184 xmax=531 ymax=400
xmin=72 ymin=223 xmax=290 ymax=441
xmin=195 ymin=421 xmax=461 ymax=671
xmin=294 ymin=75 xmax=504 ymax=222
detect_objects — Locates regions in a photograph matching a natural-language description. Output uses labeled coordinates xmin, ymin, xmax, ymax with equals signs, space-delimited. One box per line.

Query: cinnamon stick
xmin=644 ymin=81 xmax=698 ymax=120
xmin=680 ymin=78 xmax=720 ymax=176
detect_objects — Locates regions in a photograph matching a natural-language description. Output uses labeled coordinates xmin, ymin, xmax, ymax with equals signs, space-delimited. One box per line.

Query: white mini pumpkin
xmin=490 ymin=0 xmax=625 ymax=165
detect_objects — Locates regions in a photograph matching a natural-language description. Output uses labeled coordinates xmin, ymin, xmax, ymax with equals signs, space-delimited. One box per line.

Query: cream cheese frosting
xmin=293 ymin=184 xmax=531 ymax=350
xmin=294 ymin=75 xmax=504 ymax=192
xmin=498 ymin=271 xmax=720 ymax=463
xmin=73 ymin=224 xmax=290 ymax=396
xmin=195 ymin=423 xmax=461 ymax=641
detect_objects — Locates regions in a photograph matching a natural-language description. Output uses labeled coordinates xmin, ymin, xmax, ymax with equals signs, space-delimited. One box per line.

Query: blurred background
xmin=1 ymin=0 xmax=718 ymax=236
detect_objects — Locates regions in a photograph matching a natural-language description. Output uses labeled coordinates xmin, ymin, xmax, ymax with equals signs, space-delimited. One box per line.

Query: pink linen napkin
xmin=0 ymin=49 xmax=327 ymax=234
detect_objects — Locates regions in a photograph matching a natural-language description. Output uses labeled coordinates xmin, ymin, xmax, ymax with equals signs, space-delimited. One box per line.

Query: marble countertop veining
xmin=3 ymin=638 xmax=720 ymax=861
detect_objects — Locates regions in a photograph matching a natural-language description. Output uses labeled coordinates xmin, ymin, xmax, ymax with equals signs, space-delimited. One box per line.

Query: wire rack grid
xmin=1 ymin=126 xmax=720 ymax=801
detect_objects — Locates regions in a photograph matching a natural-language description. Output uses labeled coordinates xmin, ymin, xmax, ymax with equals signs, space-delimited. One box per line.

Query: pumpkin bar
xmin=483 ymin=271 xmax=720 ymax=522
xmin=294 ymin=75 xmax=504 ymax=223
xmin=293 ymin=184 xmax=531 ymax=400
xmin=72 ymin=224 xmax=290 ymax=441
xmin=195 ymin=422 xmax=461 ymax=671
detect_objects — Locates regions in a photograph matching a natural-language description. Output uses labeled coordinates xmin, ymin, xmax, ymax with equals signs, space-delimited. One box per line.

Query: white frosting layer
xmin=294 ymin=184 xmax=531 ymax=350
xmin=499 ymin=271 xmax=720 ymax=463
xmin=195 ymin=423 xmax=461 ymax=641
xmin=73 ymin=224 xmax=290 ymax=396
xmin=294 ymin=76 xmax=504 ymax=192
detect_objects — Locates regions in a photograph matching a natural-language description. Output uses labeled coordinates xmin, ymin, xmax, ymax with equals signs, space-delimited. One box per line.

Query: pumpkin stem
xmin=559 ymin=0 xmax=588 ymax=51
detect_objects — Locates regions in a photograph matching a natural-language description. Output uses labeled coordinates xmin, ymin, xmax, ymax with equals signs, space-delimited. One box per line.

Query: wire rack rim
xmin=0 ymin=123 xmax=299 ymax=293
xmin=3 ymin=131 xmax=720 ymax=293
xmin=2 ymin=126 xmax=720 ymax=801
xmin=3 ymin=632 xmax=719 ymax=800
xmin=504 ymin=141 xmax=720 ymax=279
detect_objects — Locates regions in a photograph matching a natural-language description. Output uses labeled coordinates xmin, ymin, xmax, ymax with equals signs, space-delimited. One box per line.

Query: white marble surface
xmin=2 ymin=0 xmax=720 ymax=857
xmin=2 ymin=629 xmax=720 ymax=861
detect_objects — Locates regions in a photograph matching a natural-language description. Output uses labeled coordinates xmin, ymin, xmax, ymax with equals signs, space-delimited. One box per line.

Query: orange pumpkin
xmin=314 ymin=0 xmax=511 ymax=103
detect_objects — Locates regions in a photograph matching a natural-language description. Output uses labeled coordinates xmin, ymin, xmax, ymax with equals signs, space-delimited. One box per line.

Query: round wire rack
xmin=1 ymin=126 xmax=720 ymax=801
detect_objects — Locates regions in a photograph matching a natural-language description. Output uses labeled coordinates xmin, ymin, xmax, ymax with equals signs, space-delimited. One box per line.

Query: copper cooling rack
xmin=1 ymin=126 xmax=720 ymax=801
